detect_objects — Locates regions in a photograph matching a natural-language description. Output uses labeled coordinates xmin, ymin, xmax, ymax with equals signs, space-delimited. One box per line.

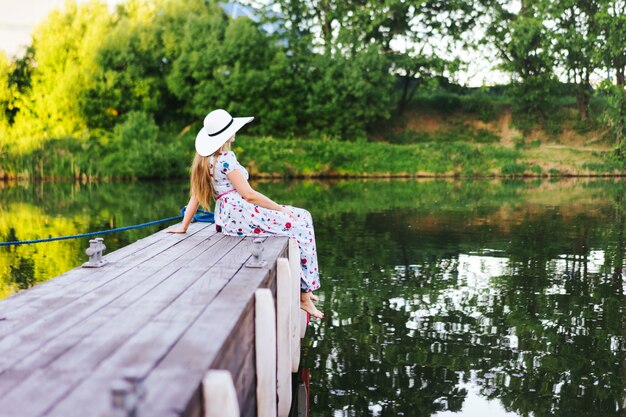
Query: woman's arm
xmin=227 ymin=170 xmax=292 ymax=214
xmin=166 ymin=194 xmax=199 ymax=233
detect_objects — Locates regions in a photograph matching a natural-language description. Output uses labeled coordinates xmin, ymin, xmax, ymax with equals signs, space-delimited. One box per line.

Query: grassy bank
xmin=1 ymin=132 xmax=624 ymax=180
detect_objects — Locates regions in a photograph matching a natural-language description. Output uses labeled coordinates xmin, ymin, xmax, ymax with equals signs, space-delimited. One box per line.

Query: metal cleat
xmin=83 ymin=238 xmax=108 ymax=268
xmin=123 ymin=367 xmax=146 ymax=403
xmin=245 ymin=238 xmax=266 ymax=268
xmin=110 ymin=379 xmax=136 ymax=417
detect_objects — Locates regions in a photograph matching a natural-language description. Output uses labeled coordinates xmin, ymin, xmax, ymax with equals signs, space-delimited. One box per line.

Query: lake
xmin=1 ymin=178 xmax=624 ymax=417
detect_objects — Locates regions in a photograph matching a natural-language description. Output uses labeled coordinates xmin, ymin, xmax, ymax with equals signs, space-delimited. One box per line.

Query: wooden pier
xmin=0 ymin=222 xmax=308 ymax=417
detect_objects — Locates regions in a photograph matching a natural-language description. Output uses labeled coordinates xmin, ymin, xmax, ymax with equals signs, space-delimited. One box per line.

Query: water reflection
xmin=2 ymin=178 xmax=626 ymax=417
xmin=0 ymin=180 xmax=189 ymax=297
xmin=293 ymin=180 xmax=626 ymax=417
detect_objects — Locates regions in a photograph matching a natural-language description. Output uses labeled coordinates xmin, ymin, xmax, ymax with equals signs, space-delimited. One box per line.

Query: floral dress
xmin=210 ymin=151 xmax=321 ymax=293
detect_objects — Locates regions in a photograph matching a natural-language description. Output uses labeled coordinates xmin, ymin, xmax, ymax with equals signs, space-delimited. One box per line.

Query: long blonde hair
xmin=190 ymin=142 xmax=231 ymax=209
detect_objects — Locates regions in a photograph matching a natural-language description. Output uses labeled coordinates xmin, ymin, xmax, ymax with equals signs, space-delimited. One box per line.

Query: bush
xmin=473 ymin=129 xmax=500 ymax=143
xmin=500 ymin=163 xmax=527 ymax=175
xmin=100 ymin=111 xmax=167 ymax=178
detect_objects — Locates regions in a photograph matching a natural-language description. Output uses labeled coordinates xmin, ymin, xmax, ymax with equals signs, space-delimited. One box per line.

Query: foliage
xmin=8 ymin=1 xmax=112 ymax=146
xmin=232 ymin=135 xmax=521 ymax=177
xmin=303 ymin=47 xmax=395 ymax=139
xmin=598 ymin=80 xmax=626 ymax=152
xmin=476 ymin=1 xmax=558 ymax=117
xmin=100 ymin=111 xmax=164 ymax=178
xmin=0 ymin=52 xmax=11 ymax=130
xmin=2 ymin=0 xmax=626 ymax=177
xmin=547 ymin=1 xmax=601 ymax=122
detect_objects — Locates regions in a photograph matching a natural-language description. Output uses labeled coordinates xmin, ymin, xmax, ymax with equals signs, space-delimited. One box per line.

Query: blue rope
xmin=0 ymin=207 xmax=215 ymax=247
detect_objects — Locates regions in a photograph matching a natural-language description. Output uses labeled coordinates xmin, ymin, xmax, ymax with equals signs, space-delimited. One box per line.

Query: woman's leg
xmin=285 ymin=207 xmax=323 ymax=318
xmin=285 ymin=207 xmax=321 ymax=293
xmin=301 ymin=291 xmax=323 ymax=319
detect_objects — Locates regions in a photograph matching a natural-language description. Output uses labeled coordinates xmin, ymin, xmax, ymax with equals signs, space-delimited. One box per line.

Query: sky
xmin=0 ymin=0 xmax=122 ymax=57
xmin=0 ymin=0 xmax=508 ymax=87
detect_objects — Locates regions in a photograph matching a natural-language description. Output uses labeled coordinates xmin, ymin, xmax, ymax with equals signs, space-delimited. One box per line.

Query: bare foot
xmin=310 ymin=293 xmax=319 ymax=302
xmin=300 ymin=293 xmax=324 ymax=319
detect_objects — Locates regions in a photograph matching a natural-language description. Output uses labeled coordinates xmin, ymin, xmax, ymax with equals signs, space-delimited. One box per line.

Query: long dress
xmin=210 ymin=151 xmax=320 ymax=292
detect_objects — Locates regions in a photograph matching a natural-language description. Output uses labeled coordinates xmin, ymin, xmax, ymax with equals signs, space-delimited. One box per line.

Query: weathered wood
xmin=203 ymin=370 xmax=240 ymax=417
xmin=134 ymin=237 xmax=288 ymax=417
xmin=0 ymin=223 xmax=215 ymax=338
xmin=255 ymin=288 xmax=277 ymax=417
xmin=0 ymin=233 xmax=234 ymax=416
xmin=44 ymin=237 xmax=289 ymax=417
xmin=0 ymin=227 xmax=296 ymax=417
xmin=0 ymin=222 xmax=173 ymax=315
xmin=288 ymin=239 xmax=301 ymax=373
xmin=300 ymin=311 xmax=308 ymax=339
xmin=233 ymin=342 xmax=256 ymax=417
xmin=0 ymin=222 xmax=206 ymax=314
xmin=276 ymin=258 xmax=292 ymax=417
xmin=38 ymin=237 xmax=251 ymax=417
xmin=0 ymin=226 xmax=220 ymax=376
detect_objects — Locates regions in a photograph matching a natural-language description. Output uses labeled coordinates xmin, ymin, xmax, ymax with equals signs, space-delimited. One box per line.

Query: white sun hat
xmin=195 ymin=109 xmax=254 ymax=156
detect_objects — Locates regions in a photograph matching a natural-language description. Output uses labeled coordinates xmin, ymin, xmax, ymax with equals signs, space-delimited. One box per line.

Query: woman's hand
xmin=281 ymin=208 xmax=296 ymax=219
xmin=166 ymin=226 xmax=187 ymax=234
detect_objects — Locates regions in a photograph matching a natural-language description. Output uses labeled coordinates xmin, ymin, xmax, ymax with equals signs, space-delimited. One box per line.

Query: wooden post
xmin=288 ymin=239 xmax=301 ymax=372
xmin=255 ymin=289 xmax=277 ymax=417
xmin=300 ymin=310 xmax=308 ymax=339
xmin=276 ymin=258 xmax=292 ymax=417
xmin=202 ymin=370 xmax=240 ymax=417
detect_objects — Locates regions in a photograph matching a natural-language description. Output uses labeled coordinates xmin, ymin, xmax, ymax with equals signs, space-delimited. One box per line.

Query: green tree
xmin=0 ymin=52 xmax=11 ymax=132
xmin=80 ymin=1 xmax=170 ymax=129
xmin=166 ymin=2 xmax=298 ymax=136
xmin=304 ymin=47 xmax=395 ymax=139
xmin=597 ymin=0 xmax=626 ymax=148
xmin=9 ymin=0 xmax=112 ymax=147
xmin=479 ymin=0 xmax=558 ymax=118
xmin=548 ymin=0 xmax=601 ymax=121
xmin=255 ymin=0 xmax=469 ymax=118
xmin=100 ymin=111 xmax=168 ymax=178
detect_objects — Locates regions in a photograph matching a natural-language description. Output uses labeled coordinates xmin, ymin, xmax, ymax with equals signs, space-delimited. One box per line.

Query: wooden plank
xmin=276 ymin=258 xmax=292 ymax=417
xmin=203 ymin=370 xmax=240 ymax=417
xmin=231 ymin=340 xmax=256 ymax=416
xmin=255 ymin=288 xmax=277 ymax=417
xmin=12 ymin=232 xmax=230 ymax=374
xmin=42 ymin=237 xmax=287 ymax=417
xmin=0 ymin=223 xmax=212 ymax=331
xmin=0 ymin=225 xmax=219 ymax=376
xmin=300 ymin=311 xmax=308 ymax=339
xmin=0 ymin=223 xmax=215 ymax=335
xmin=127 ymin=238 xmax=288 ymax=417
xmin=0 ymin=233 xmax=238 ymax=416
xmin=211 ymin=300 xmax=255 ymax=405
xmin=0 ymin=221 xmax=196 ymax=315
xmin=0 ymin=231 xmax=225 ymax=412
xmin=235 ymin=340 xmax=257 ymax=417
xmin=288 ymin=239 xmax=301 ymax=372
xmin=0 ymin=368 xmax=91 ymax=417
xmin=0 ymin=223 xmax=172 ymax=312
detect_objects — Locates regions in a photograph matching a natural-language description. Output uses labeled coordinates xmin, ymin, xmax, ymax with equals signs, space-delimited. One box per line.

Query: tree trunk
xmin=576 ymin=70 xmax=591 ymax=121
xmin=616 ymin=68 xmax=625 ymax=150
xmin=398 ymin=74 xmax=412 ymax=113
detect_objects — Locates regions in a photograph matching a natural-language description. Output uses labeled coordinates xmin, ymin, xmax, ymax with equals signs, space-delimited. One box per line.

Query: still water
xmin=1 ymin=179 xmax=625 ymax=417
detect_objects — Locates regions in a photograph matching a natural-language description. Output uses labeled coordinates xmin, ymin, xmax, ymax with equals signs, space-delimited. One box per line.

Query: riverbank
xmin=2 ymin=133 xmax=623 ymax=181
xmin=1 ymin=102 xmax=624 ymax=180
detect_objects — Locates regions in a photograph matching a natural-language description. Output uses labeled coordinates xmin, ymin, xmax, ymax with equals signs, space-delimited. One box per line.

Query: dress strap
xmin=215 ymin=189 xmax=236 ymax=200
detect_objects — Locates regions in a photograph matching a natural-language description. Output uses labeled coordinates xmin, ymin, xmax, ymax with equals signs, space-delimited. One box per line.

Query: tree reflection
xmin=2 ymin=178 xmax=626 ymax=417
xmin=293 ymin=180 xmax=626 ymax=417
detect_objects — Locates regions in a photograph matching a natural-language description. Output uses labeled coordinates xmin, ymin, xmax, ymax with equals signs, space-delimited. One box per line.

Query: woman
xmin=167 ymin=109 xmax=323 ymax=319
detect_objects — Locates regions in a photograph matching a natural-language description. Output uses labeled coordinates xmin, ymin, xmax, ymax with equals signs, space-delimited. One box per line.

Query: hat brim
xmin=195 ymin=116 xmax=254 ymax=156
